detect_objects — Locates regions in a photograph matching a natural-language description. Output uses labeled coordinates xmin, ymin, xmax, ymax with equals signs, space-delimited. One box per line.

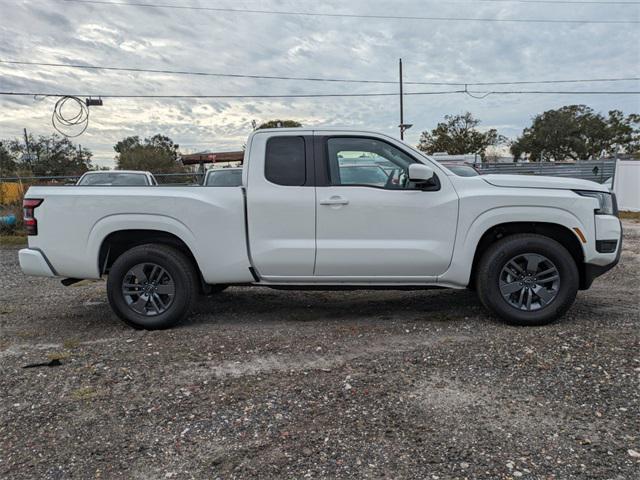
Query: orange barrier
xmin=0 ymin=182 xmax=25 ymax=205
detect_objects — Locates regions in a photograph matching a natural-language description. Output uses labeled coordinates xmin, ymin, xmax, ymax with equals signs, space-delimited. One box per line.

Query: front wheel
xmin=107 ymin=244 xmax=198 ymax=329
xmin=476 ymin=234 xmax=579 ymax=326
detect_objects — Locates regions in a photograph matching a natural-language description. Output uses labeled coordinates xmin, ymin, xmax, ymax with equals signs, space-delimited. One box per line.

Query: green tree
xmin=115 ymin=134 xmax=182 ymax=173
xmin=256 ymin=120 xmax=302 ymax=130
xmin=0 ymin=142 xmax=17 ymax=176
xmin=510 ymin=105 xmax=639 ymax=161
xmin=606 ymin=110 xmax=640 ymax=157
xmin=7 ymin=134 xmax=92 ymax=176
xmin=417 ymin=113 xmax=504 ymax=160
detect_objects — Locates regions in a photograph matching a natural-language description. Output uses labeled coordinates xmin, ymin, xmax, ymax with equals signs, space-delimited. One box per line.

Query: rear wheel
xmin=107 ymin=244 xmax=198 ymax=329
xmin=476 ymin=234 xmax=579 ymax=326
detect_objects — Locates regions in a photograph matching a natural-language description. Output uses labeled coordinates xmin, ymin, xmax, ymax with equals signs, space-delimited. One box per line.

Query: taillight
xmin=23 ymin=198 xmax=43 ymax=236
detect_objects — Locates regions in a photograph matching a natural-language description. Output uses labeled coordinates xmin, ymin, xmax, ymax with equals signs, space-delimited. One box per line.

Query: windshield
xmin=78 ymin=172 xmax=149 ymax=186
xmin=205 ymin=169 xmax=243 ymax=187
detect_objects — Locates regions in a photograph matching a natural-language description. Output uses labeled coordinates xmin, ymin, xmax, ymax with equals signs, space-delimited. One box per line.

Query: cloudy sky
xmin=1 ymin=0 xmax=639 ymax=167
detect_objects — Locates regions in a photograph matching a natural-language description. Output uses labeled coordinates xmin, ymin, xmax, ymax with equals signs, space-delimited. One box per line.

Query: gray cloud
xmin=0 ymin=0 xmax=638 ymax=167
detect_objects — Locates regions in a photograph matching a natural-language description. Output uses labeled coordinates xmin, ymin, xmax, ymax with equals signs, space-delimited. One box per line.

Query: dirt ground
xmin=1 ymin=222 xmax=639 ymax=480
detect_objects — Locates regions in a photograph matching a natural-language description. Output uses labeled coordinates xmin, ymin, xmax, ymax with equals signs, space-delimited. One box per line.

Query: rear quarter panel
xmin=25 ymin=186 xmax=252 ymax=283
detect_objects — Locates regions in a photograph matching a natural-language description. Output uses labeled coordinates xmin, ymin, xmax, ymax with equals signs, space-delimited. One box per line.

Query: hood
xmin=481 ymin=174 xmax=609 ymax=192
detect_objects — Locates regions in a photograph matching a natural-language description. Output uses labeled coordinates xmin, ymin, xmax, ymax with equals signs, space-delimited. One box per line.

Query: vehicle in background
xmin=203 ymin=168 xmax=243 ymax=187
xmin=602 ymin=177 xmax=613 ymax=191
xmin=441 ymin=164 xmax=480 ymax=177
xmin=338 ymin=164 xmax=392 ymax=187
xmin=20 ymin=128 xmax=621 ymax=330
xmin=77 ymin=170 xmax=157 ymax=186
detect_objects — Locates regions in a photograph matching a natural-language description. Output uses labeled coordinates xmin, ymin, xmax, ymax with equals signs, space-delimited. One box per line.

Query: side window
xmin=327 ymin=137 xmax=416 ymax=189
xmin=265 ymin=136 xmax=306 ymax=186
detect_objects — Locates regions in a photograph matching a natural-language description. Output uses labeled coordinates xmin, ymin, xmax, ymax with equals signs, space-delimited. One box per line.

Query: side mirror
xmin=408 ymin=164 xmax=435 ymax=183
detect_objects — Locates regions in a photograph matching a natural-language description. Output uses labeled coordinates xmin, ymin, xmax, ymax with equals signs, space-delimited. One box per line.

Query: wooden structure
xmin=180 ymin=151 xmax=244 ymax=173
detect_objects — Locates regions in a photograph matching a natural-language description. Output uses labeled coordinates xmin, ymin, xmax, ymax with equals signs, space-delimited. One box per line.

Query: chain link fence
xmin=474 ymin=159 xmax=616 ymax=184
xmin=1 ymin=160 xmax=617 ymax=202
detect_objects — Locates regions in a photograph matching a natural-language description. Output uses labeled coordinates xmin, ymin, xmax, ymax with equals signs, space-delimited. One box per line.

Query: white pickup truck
xmin=19 ymin=128 xmax=622 ymax=329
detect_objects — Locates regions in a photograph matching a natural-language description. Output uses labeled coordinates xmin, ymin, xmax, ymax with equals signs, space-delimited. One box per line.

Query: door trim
xmin=259 ymin=275 xmax=439 ymax=284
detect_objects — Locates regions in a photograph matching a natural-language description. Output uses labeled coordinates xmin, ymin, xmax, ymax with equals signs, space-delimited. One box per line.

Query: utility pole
xmin=399 ymin=58 xmax=404 ymax=140
xmin=398 ymin=58 xmax=412 ymax=141
xmin=23 ymin=128 xmax=32 ymax=167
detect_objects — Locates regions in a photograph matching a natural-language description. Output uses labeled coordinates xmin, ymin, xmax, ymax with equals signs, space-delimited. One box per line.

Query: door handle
xmin=320 ymin=196 xmax=349 ymax=206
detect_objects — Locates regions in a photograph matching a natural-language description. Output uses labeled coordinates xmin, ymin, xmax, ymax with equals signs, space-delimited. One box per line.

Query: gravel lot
xmin=1 ymin=221 xmax=639 ymax=480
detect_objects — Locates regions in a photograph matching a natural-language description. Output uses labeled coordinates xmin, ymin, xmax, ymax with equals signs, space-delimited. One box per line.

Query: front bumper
xmin=19 ymin=248 xmax=57 ymax=277
xmin=581 ymin=220 xmax=622 ymax=289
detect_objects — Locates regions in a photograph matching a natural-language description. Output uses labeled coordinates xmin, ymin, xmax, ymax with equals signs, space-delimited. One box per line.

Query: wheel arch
xmin=88 ymin=214 xmax=197 ymax=271
xmin=469 ymin=221 xmax=587 ymax=290
xmin=98 ymin=229 xmax=206 ymax=292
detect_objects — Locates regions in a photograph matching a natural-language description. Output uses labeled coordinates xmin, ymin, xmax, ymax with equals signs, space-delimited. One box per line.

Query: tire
xmin=476 ymin=234 xmax=579 ymax=326
xmin=107 ymin=244 xmax=198 ymax=330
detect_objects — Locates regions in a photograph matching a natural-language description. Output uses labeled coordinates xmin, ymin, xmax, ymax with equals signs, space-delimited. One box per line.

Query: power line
xmin=464 ymin=77 xmax=640 ymax=86
xmin=0 ymin=59 xmax=400 ymax=85
xmin=58 ymin=0 xmax=640 ymax=24
xmin=2 ymin=60 xmax=639 ymax=87
xmin=0 ymin=90 xmax=463 ymax=99
xmin=476 ymin=0 xmax=640 ymax=4
xmin=51 ymin=96 xmax=89 ymax=137
xmin=1 ymin=90 xmax=638 ymax=99
xmin=471 ymin=90 xmax=640 ymax=94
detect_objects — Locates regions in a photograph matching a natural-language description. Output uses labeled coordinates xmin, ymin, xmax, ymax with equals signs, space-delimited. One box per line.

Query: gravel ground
xmin=1 ymin=222 xmax=639 ymax=480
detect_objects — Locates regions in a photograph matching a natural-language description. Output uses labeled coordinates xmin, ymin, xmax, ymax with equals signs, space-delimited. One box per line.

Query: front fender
xmin=438 ymin=206 xmax=588 ymax=287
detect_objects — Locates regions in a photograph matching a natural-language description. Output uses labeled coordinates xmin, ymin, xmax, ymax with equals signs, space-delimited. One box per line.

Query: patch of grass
xmin=71 ymin=387 xmax=97 ymax=400
xmin=14 ymin=330 xmax=38 ymax=338
xmin=47 ymin=351 xmax=71 ymax=361
xmin=0 ymin=235 xmax=27 ymax=246
xmin=619 ymin=211 xmax=640 ymax=221
xmin=63 ymin=338 xmax=80 ymax=350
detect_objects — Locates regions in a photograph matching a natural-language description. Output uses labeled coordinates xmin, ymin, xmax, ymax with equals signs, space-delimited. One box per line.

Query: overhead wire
xmin=476 ymin=0 xmax=640 ymax=4
xmin=1 ymin=90 xmax=464 ymax=99
xmin=51 ymin=96 xmax=89 ymax=137
xmin=58 ymin=0 xmax=640 ymax=24
xmin=1 ymin=90 xmax=639 ymax=99
xmin=2 ymin=59 xmax=639 ymax=87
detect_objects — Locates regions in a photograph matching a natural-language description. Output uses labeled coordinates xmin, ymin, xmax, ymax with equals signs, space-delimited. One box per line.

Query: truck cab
xmin=245 ymin=129 xmax=458 ymax=281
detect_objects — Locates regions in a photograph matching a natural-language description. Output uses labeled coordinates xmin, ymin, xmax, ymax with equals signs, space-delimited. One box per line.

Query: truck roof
xmin=253 ymin=127 xmax=392 ymax=135
xmin=81 ymin=170 xmax=153 ymax=176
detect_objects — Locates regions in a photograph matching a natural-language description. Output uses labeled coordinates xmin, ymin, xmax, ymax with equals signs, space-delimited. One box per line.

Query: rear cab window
xmin=265 ymin=136 xmax=307 ymax=186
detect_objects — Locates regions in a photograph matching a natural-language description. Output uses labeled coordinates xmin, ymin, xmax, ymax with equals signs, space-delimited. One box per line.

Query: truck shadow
xmin=189 ymin=287 xmax=483 ymax=327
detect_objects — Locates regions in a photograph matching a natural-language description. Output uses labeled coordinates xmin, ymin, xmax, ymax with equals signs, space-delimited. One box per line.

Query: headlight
xmin=575 ymin=190 xmax=617 ymax=216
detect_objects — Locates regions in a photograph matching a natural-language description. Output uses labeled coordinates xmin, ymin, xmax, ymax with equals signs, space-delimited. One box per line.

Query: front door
xmin=314 ymin=135 xmax=459 ymax=280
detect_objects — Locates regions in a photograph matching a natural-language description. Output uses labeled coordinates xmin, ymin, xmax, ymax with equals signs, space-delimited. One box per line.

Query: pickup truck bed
xmin=23 ymin=186 xmax=251 ymax=284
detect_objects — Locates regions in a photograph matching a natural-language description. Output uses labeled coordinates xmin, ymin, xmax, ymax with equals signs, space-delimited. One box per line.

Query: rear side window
xmin=265 ymin=136 xmax=306 ymax=186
